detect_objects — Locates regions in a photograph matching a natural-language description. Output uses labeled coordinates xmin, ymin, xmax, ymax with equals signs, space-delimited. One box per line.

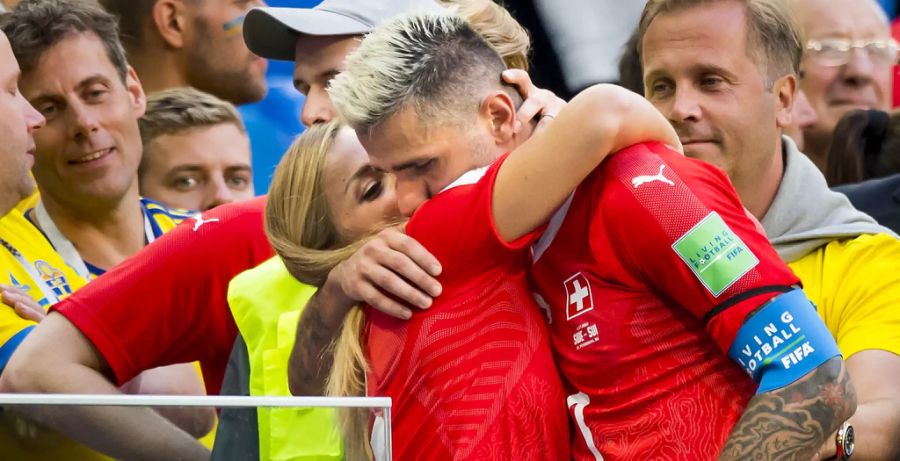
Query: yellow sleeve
xmin=794 ymin=234 xmax=900 ymax=359
xmin=0 ymin=210 xmax=87 ymax=369
xmin=0 ymin=279 xmax=37 ymax=370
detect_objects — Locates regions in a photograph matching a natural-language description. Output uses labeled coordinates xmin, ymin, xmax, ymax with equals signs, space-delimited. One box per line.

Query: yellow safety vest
xmin=227 ymin=256 xmax=344 ymax=461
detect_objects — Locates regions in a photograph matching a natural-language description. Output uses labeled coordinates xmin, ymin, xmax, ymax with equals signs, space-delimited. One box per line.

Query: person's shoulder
xmin=138 ymin=197 xmax=270 ymax=263
xmin=0 ymin=209 xmax=51 ymax=253
xmin=595 ymin=142 xmax=733 ymax=215
xmin=825 ymin=233 xmax=900 ymax=258
xmin=229 ymin=255 xmax=314 ymax=295
xmin=227 ymin=256 xmax=317 ymax=322
xmin=600 ymin=141 xmax=722 ymax=185
xmin=206 ymin=196 xmax=269 ymax=223
xmin=812 ymin=233 xmax=900 ymax=285
xmin=834 ymin=172 xmax=900 ymax=199
xmin=834 ymin=173 xmax=900 ymax=234
xmin=177 ymin=197 xmax=268 ymax=236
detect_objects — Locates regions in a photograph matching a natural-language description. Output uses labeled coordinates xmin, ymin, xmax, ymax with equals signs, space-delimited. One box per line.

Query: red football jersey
xmin=529 ymin=143 xmax=800 ymax=460
xmin=53 ymin=197 xmax=273 ymax=394
xmin=366 ymin=155 xmax=570 ymax=461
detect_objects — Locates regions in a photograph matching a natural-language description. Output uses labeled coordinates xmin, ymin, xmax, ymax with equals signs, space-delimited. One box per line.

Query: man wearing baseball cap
xmin=243 ymin=0 xmax=443 ymax=126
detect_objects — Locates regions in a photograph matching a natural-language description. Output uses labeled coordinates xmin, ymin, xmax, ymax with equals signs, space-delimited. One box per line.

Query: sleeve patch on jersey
xmin=672 ymin=211 xmax=759 ymax=297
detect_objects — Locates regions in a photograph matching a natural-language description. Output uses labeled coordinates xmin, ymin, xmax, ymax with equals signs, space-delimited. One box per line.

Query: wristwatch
xmin=835 ymin=422 xmax=855 ymax=460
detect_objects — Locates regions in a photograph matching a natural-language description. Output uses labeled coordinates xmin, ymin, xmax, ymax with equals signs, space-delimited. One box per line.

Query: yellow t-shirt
xmin=789 ymin=233 xmax=900 ymax=359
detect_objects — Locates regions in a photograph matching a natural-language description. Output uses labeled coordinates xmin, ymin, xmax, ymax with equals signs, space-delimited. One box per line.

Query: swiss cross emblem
xmin=564 ymin=272 xmax=594 ymax=321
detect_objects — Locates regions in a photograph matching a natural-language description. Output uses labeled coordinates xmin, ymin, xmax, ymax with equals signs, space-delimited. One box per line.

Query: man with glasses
xmin=788 ymin=0 xmax=898 ymax=170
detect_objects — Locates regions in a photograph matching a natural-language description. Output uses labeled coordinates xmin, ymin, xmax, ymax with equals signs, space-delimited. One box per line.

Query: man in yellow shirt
xmin=639 ymin=0 xmax=900 ymax=458
xmin=0 ymin=24 xmax=59 ymax=368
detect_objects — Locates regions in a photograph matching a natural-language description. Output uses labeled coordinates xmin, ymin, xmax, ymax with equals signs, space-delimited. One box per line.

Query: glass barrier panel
xmin=0 ymin=394 xmax=391 ymax=461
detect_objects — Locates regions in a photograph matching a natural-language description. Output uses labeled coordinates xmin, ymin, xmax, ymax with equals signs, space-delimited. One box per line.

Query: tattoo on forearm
xmin=718 ymin=357 xmax=856 ymax=461
xmin=289 ymin=297 xmax=339 ymax=396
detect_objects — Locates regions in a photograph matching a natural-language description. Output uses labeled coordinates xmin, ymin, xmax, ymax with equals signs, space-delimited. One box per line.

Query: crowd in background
xmin=0 ymin=0 xmax=897 ymax=460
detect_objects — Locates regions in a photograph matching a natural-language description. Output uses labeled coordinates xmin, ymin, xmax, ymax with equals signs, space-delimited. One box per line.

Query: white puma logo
xmin=191 ymin=214 xmax=220 ymax=231
xmin=631 ymin=165 xmax=675 ymax=188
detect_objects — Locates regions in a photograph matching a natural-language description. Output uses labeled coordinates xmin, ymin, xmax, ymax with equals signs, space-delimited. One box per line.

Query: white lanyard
xmin=0 ymin=237 xmax=61 ymax=305
xmin=34 ymin=200 xmax=155 ymax=279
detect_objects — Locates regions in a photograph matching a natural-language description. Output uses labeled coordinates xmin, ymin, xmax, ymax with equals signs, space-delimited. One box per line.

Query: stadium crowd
xmin=0 ymin=0 xmax=897 ymax=460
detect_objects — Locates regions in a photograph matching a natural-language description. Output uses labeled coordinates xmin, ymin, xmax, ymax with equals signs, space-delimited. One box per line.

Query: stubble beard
xmin=188 ymin=19 xmax=266 ymax=105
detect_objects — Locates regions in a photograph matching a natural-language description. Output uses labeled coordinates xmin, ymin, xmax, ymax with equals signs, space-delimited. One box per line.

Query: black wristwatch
xmin=835 ymin=422 xmax=855 ymax=460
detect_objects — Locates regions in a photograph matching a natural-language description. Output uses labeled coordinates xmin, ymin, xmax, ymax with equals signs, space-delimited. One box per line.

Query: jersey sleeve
xmin=813 ymin=234 xmax=900 ymax=358
xmin=52 ymin=198 xmax=273 ymax=393
xmin=406 ymin=153 xmax=540 ymax=279
xmin=599 ymin=143 xmax=801 ymax=352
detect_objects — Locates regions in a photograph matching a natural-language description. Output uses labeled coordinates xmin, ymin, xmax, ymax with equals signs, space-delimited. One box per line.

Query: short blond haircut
xmin=328 ymin=12 xmax=517 ymax=134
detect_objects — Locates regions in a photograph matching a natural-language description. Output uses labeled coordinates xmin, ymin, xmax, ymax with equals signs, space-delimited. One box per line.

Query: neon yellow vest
xmin=227 ymin=256 xmax=344 ymax=461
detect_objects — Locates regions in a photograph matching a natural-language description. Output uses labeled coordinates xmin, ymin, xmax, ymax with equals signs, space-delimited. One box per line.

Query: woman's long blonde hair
xmin=265 ymin=121 xmax=372 ymax=460
xmin=265 ymin=3 xmax=533 ymax=459
xmin=440 ymin=0 xmax=531 ymax=71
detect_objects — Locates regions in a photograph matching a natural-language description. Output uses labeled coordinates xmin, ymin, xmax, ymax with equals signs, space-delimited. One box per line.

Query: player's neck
xmin=129 ymin=51 xmax=187 ymax=96
xmin=38 ymin=183 xmax=146 ymax=271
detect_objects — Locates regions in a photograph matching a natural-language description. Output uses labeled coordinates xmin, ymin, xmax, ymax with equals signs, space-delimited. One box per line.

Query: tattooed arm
xmin=287 ymin=228 xmax=441 ymax=396
xmin=287 ymin=281 xmax=354 ymax=396
xmin=718 ymin=356 xmax=857 ymax=461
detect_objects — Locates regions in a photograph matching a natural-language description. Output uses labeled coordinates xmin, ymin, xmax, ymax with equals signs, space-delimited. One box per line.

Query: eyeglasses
xmin=805 ymin=38 xmax=900 ymax=67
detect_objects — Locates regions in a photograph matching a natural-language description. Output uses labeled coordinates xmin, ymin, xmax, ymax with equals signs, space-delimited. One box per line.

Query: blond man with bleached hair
xmin=330 ymin=12 xmax=521 ymax=135
xmin=138 ymin=87 xmax=254 ymax=211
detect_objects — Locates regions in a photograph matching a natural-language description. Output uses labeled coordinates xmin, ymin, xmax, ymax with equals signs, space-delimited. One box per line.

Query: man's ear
xmin=152 ymin=0 xmax=189 ymax=49
xmin=774 ymin=73 xmax=797 ymax=129
xmin=478 ymin=91 xmax=517 ymax=145
xmin=125 ymin=66 xmax=147 ymax=118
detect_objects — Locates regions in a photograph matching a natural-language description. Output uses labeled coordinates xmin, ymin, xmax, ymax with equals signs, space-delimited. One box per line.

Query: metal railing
xmin=0 ymin=393 xmax=393 ymax=460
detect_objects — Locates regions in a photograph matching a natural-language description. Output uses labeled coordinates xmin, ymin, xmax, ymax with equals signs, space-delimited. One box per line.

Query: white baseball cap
xmin=244 ymin=0 xmax=444 ymax=61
